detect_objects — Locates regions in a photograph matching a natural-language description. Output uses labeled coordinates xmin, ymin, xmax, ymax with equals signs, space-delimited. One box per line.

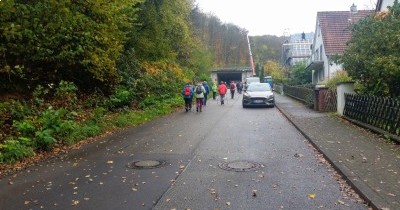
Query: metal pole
xmin=246 ymin=34 xmax=256 ymax=76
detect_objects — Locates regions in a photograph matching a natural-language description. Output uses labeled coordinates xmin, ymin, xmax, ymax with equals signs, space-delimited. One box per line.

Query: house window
xmin=319 ymin=67 xmax=325 ymax=81
xmin=319 ymin=45 xmax=323 ymax=60
xmin=316 ymin=49 xmax=319 ymax=60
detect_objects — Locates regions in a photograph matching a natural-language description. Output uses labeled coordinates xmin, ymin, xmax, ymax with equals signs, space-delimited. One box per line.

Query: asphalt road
xmin=0 ymin=93 xmax=367 ymax=210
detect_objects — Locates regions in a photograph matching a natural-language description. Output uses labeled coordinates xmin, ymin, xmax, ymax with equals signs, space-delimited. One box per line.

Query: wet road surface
xmin=0 ymin=94 xmax=367 ymax=210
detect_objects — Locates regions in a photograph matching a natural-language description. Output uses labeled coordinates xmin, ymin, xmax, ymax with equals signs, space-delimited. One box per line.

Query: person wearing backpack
xmin=182 ymin=83 xmax=194 ymax=112
xmin=218 ymin=81 xmax=227 ymax=105
xmin=202 ymin=81 xmax=210 ymax=106
xmin=194 ymin=81 xmax=206 ymax=112
xmin=211 ymin=82 xmax=217 ymax=100
xmin=236 ymin=81 xmax=243 ymax=94
xmin=230 ymin=81 xmax=236 ymax=99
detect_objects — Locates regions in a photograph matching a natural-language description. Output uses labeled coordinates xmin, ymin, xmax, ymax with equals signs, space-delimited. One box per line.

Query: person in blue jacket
xmin=202 ymin=81 xmax=210 ymax=106
xmin=182 ymin=83 xmax=194 ymax=112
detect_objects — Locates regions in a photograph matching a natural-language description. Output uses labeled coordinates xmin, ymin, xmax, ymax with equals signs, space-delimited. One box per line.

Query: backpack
xmin=230 ymin=83 xmax=235 ymax=90
xmin=195 ymin=85 xmax=202 ymax=94
xmin=184 ymin=86 xmax=191 ymax=96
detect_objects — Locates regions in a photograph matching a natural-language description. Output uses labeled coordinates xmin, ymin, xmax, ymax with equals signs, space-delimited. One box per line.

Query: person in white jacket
xmin=194 ymin=81 xmax=206 ymax=112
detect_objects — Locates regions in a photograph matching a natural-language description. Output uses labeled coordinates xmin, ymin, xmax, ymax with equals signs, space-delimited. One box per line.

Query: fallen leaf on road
xmin=226 ymin=202 xmax=231 ymax=206
xmin=387 ymin=193 xmax=396 ymax=197
xmin=337 ymin=200 xmax=345 ymax=205
xmin=252 ymin=190 xmax=257 ymax=197
xmin=24 ymin=201 xmax=30 ymax=205
xmin=309 ymin=194 xmax=315 ymax=199
xmin=71 ymin=200 xmax=80 ymax=206
xmin=132 ymin=188 xmax=138 ymax=191
xmin=107 ymin=161 xmax=113 ymax=164
xmin=294 ymin=153 xmax=304 ymax=158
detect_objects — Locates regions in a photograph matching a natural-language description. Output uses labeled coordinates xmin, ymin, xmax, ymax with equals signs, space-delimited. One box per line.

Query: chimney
xmin=350 ymin=3 xmax=357 ymax=13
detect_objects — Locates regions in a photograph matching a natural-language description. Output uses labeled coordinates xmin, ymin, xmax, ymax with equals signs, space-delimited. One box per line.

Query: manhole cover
xmin=127 ymin=160 xmax=166 ymax=169
xmin=218 ymin=161 xmax=263 ymax=172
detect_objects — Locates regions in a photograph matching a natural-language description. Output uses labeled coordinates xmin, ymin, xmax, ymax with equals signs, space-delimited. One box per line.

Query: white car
xmin=242 ymin=83 xmax=274 ymax=108
xmin=245 ymin=77 xmax=260 ymax=84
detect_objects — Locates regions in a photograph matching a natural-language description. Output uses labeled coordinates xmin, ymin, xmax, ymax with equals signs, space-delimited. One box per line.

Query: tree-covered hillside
xmin=0 ymin=0 xmax=286 ymax=164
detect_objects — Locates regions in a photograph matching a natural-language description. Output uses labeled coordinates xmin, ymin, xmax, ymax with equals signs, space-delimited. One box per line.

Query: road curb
xmin=275 ymin=103 xmax=381 ymax=210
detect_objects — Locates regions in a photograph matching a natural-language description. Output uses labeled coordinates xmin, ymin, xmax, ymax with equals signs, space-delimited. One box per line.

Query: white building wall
xmin=327 ymin=61 xmax=343 ymax=79
xmin=311 ymin=20 xmax=344 ymax=84
xmin=380 ymin=0 xmax=396 ymax=11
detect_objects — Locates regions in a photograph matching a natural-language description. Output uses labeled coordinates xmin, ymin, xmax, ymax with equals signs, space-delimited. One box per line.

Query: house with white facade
xmin=306 ymin=5 xmax=374 ymax=84
xmin=376 ymin=0 xmax=396 ymax=11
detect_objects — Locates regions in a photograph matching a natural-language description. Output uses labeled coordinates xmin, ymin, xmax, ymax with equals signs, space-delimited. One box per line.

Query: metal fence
xmin=283 ymin=85 xmax=314 ymax=107
xmin=344 ymin=93 xmax=400 ymax=136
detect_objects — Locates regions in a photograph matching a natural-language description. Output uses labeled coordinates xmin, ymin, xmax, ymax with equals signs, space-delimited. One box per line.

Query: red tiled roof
xmin=317 ymin=10 xmax=374 ymax=56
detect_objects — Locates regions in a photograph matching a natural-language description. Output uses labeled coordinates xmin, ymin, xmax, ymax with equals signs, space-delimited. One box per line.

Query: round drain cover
xmin=219 ymin=161 xmax=263 ymax=172
xmin=127 ymin=160 xmax=166 ymax=169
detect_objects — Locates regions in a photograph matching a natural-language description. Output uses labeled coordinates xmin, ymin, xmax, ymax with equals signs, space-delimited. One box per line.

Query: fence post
xmin=337 ymin=82 xmax=355 ymax=116
xmin=314 ymin=86 xmax=328 ymax=111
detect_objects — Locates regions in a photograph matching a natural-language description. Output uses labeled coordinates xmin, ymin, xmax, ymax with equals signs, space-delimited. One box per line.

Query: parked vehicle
xmin=245 ymin=77 xmax=260 ymax=84
xmin=263 ymin=76 xmax=273 ymax=89
xmin=242 ymin=83 xmax=274 ymax=108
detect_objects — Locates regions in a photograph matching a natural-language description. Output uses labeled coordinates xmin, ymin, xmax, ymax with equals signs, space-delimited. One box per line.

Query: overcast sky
xmin=194 ymin=0 xmax=377 ymax=36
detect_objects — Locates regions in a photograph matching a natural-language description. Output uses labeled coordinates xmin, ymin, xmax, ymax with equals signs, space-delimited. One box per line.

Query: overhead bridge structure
xmin=210 ymin=67 xmax=253 ymax=84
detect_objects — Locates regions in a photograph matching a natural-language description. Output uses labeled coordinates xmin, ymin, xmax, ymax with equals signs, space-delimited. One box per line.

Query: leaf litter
xmin=307 ymin=143 xmax=365 ymax=204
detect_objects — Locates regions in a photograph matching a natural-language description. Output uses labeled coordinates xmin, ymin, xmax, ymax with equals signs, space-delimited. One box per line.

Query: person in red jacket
xmin=218 ymin=81 xmax=228 ymax=105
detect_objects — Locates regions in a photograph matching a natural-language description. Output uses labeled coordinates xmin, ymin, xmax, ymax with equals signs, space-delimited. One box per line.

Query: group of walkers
xmin=181 ymin=80 xmax=244 ymax=112
xmin=182 ymin=81 xmax=209 ymax=112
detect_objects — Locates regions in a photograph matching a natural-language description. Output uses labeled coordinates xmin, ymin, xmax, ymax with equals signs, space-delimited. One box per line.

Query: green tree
xmin=0 ymin=0 xmax=141 ymax=93
xmin=340 ymin=1 xmax=400 ymax=97
xmin=260 ymin=66 xmax=265 ymax=80
xmin=264 ymin=60 xmax=286 ymax=83
xmin=127 ymin=0 xmax=194 ymax=63
xmin=290 ymin=61 xmax=311 ymax=85
xmin=252 ymin=35 xmax=286 ymax=63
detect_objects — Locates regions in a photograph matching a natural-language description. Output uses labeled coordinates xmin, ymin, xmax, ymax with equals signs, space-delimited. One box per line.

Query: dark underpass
xmin=217 ymin=72 xmax=242 ymax=83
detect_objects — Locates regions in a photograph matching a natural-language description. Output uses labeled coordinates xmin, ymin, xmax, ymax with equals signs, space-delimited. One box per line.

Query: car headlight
xmin=267 ymin=95 xmax=274 ymax=99
xmin=243 ymin=93 xmax=250 ymax=99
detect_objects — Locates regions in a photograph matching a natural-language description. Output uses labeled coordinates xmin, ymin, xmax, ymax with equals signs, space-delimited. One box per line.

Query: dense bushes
xmin=0 ymin=79 xmax=184 ymax=163
xmin=341 ymin=1 xmax=400 ymax=97
xmin=0 ymin=0 xmax=216 ymax=164
xmin=0 ymin=0 xmax=142 ymax=93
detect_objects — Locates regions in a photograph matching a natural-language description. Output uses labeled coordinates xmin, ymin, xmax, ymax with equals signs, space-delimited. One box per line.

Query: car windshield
xmin=246 ymin=77 xmax=260 ymax=84
xmin=247 ymin=83 xmax=271 ymax=92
